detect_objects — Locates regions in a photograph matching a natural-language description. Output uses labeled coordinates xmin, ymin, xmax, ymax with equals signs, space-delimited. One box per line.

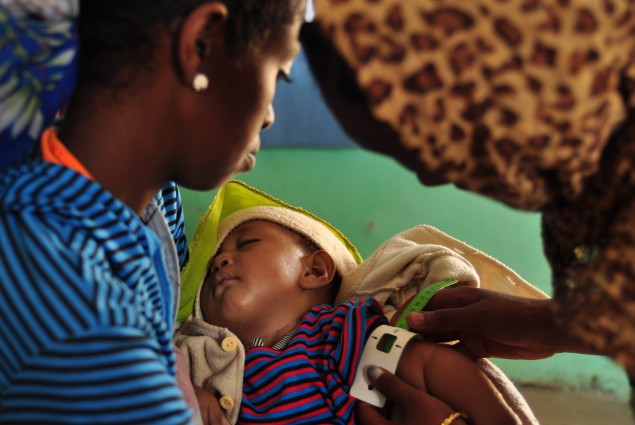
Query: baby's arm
xmin=396 ymin=340 xmax=520 ymax=425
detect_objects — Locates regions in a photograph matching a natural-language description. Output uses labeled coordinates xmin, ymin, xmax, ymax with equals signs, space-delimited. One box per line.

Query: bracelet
xmin=441 ymin=412 xmax=468 ymax=425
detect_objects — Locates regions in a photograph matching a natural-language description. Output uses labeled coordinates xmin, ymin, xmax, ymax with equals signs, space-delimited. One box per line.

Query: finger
xmin=207 ymin=401 xmax=228 ymax=425
xmin=407 ymin=308 xmax=472 ymax=334
xmin=356 ymin=401 xmax=391 ymax=425
xmin=200 ymin=404 xmax=209 ymax=425
xmin=407 ymin=289 xmax=482 ymax=334
xmin=203 ymin=401 xmax=230 ymax=425
xmin=423 ymin=286 xmax=479 ymax=311
xmin=193 ymin=387 xmax=228 ymax=425
xmin=366 ymin=366 xmax=421 ymax=407
xmin=367 ymin=367 xmax=464 ymax=424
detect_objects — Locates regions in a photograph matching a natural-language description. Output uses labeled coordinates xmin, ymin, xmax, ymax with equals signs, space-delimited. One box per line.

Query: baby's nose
xmin=213 ymin=253 xmax=231 ymax=269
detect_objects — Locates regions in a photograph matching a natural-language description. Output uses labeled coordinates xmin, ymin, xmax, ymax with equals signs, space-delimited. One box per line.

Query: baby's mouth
xmin=213 ymin=271 xmax=238 ymax=296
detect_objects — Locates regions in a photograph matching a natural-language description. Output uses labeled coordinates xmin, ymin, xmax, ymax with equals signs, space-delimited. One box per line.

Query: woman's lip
xmin=240 ymin=152 xmax=257 ymax=173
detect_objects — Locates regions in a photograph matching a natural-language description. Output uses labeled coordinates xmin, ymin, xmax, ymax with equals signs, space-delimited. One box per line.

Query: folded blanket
xmin=338 ymin=224 xmax=547 ymax=320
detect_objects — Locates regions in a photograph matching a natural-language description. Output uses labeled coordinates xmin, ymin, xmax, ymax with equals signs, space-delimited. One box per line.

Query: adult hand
xmin=193 ymin=386 xmax=231 ymax=425
xmin=356 ymin=366 xmax=468 ymax=425
xmin=174 ymin=346 xmax=229 ymax=425
xmin=407 ymin=287 xmax=585 ymax=359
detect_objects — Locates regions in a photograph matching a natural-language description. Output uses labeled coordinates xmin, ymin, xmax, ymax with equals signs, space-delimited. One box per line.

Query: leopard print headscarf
xmin=314 ymin=0 xmax=635 ymax=210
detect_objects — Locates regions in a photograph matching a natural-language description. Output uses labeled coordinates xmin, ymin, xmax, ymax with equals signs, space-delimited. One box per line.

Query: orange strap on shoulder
xmin=41 ymin=128 xmax=94 ymax=181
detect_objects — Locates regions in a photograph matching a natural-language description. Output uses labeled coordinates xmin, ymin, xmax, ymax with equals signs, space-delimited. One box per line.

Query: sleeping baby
xmin=174 ymin=180 xmax=537 ymax=425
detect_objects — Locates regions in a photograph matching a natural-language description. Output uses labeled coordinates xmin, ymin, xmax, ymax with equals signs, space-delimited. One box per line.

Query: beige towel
xmin=174 ymin=317 xmax=245 ymax=424
xmin=338 ymin=225 xmax=548 ymax=314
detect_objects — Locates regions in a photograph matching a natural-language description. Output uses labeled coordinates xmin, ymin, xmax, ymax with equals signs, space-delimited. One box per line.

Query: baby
xmin=175 ymin=181 xmax=519 ymax=425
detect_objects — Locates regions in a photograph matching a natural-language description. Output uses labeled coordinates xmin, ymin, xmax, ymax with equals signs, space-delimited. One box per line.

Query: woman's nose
xmin=261 ymin=104 xmax=275 ymax=131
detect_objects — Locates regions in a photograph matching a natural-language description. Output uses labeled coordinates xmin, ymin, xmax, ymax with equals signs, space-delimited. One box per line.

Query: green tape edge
xmin=394 ymin=279 xmax=458 ymax=330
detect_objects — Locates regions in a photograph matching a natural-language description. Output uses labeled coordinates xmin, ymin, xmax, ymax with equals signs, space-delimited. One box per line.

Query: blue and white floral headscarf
xmin=0 ymin=0 xmax=78 ymax=170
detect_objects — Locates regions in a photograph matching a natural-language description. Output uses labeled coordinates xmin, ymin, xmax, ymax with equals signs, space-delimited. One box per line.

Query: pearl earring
xmin=192 ymin=73 xmax=209 ymax=92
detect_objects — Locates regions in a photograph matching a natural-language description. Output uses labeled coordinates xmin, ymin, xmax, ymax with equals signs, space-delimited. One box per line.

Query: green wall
xmin=180 ymin=148 xmax=631 ymax=400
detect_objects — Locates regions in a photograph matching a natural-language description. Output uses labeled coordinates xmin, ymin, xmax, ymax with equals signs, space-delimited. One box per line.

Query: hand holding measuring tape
xmin=351 ymin=280 xmax=464 ymax=425
xmin=351 ymin=280 xmax=458 ymax=407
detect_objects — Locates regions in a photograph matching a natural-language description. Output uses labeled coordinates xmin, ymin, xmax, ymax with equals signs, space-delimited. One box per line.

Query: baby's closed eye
xmin=237 ymin=239 xmax=259 ymax=248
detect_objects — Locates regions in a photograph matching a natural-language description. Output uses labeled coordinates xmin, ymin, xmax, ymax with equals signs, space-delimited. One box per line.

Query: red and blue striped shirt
xmin=240 ymin=298 xmax=386 ymax=424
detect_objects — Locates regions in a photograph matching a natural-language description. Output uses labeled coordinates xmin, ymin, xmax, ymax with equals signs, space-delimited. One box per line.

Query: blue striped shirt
xmin=153 ymin=182 xmax=188 ymax=269
xmin=0 ymin=154 xmax=192 ymax=424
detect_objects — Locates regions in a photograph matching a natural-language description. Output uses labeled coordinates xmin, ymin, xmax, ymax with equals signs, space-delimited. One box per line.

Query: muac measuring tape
xmin=350 ymin=279 xmax=458 ymax=407
xmin=393 ymin=278 xmax=458 ymax=330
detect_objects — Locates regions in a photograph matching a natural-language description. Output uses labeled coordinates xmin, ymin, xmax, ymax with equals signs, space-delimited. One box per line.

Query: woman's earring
xmin=192 ymin=73 xmax=209 ymax=92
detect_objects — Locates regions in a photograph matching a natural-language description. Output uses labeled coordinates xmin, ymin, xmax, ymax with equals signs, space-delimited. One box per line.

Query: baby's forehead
xmin=223 ymin=219 xmax=321 ymax=254
xmin=220 ymin=219 xmax=298 ymax=243
xmin=229 ymin=219 xmax=286 ymax=233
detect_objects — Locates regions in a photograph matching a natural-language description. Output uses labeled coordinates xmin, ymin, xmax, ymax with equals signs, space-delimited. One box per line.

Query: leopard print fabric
xmin=315 ymin=0 xmax=635 ymax=210
xmin=542 ymin=116 xmax=635 ymax=375
xmin=314 ymin=0 xmax=635 ymax=373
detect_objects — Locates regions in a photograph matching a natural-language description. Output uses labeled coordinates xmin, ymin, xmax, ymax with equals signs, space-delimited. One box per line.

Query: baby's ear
xmin=300 ymin=250 xmax=336 ymax=290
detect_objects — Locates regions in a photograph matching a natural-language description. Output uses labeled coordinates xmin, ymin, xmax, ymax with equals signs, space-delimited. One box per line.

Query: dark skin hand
xmin=356 ymin=366 xmax=468 ymax=425
xmin=299 ymin=22 xmax=447 ymax=186
xmin=406 ymin=287 xmax=592 ymax=360
xmin=194 ymin=386 xmax=231 ymax=425
xmin=175 ymin=347 xmax=229 ymax=425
